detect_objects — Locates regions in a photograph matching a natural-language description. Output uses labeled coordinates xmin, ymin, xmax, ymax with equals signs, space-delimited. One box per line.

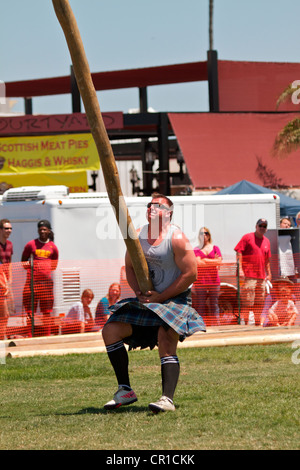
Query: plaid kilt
xmin=107 ymin=289 xmax=206 ymax=349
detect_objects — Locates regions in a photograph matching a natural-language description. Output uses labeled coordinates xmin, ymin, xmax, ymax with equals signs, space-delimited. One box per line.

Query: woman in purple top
xmin=193 ymin=227 xmax=222 ymax=325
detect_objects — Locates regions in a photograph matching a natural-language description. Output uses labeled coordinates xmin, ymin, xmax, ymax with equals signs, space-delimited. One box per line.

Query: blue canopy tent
xmin=216 ymin=180 xmax=300 ymax=219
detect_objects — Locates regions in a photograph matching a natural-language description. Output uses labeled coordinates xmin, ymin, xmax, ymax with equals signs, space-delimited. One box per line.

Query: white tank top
xmin=139 ymin=224 xmax=182 ymax=293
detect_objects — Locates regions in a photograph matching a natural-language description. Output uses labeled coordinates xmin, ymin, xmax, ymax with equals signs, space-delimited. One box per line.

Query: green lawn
xmin=0 ymin=344 xmax=299 ymax=450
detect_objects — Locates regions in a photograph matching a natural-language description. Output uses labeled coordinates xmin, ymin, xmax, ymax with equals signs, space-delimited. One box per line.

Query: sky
xmin=1 ymin=0 xmax=300 ymax=115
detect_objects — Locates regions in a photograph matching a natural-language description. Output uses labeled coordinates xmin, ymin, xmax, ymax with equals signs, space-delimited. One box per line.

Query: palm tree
xmin=272 ymin=82 xmax=300 ymax=158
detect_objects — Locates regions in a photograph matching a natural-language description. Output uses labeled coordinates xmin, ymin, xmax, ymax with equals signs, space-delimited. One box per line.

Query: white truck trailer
xmin=0 ymin=186 xmax=280 ymax=317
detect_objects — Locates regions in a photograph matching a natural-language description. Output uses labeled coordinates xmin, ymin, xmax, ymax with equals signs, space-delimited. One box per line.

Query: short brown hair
xmin=280 ymin=217 xmax=291 ymax=226
xmin=151 ymin=193 xmax=174 ymax=220
xmin=81 ymin=289 xmax=94 ymax=300
xmin=151 ymin=192 xmax=173 ymax=209
xmin=0 ymin=219 xmax=11 ymax=229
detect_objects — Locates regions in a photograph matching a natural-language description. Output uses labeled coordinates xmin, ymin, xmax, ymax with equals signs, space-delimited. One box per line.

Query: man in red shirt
xmin=0 ymin=219 xmax=13 ymax=339
xmin=235 ymin=218 xmax=271 ymax=326
xmin=22 ymin=220 xmax=59 ymax=336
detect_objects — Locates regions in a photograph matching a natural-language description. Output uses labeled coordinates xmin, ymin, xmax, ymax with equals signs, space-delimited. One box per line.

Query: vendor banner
xmin=0 ymin=171 xmax=88 ymax=193
xmin=0 ymin=112 xmax=123 ymax=136
xmin=0 ymin=133 xmax=100 ymax=173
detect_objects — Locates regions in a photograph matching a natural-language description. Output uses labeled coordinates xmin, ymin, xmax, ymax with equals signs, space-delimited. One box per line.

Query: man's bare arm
xmin=139 ymin=230 xmax=197 ymax=304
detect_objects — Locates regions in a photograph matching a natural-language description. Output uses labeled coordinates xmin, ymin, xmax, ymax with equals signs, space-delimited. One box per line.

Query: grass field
xmin=0 ymin=344 xmax=299 ymax=450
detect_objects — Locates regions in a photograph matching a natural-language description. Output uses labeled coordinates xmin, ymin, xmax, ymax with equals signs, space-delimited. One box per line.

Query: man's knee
xmin=102 ymin=322 xmax=114 ymax=344
xmin=102 ymin=321 xmax=132 ymax=345
xmin=158 ymin=327 xmax=179 ymax=356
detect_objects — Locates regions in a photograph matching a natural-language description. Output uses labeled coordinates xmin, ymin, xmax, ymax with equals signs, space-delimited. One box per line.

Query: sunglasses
xmin=147 ymin=202 xmax=170 ymax=211
xmin=200 ymin=231 xmax=209 ymax=236
xmin=258 ymin=224 xmax=267 ymax=228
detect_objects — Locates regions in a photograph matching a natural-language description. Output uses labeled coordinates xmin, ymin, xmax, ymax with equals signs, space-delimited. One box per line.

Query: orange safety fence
xmin=192 ymin=261 xmax=239 ymax=327
xmin=0 ymin=255 xmax=300 ymax=340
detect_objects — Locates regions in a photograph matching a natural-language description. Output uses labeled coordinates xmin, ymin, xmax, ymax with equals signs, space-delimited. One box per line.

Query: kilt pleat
xmin=107 ymin=290 xmax=206 ymax=343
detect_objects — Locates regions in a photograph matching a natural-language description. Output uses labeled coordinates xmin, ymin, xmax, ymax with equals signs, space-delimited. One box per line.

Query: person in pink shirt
xmin=21 ymin=220 xmax=59 ymax=336
xmin=193 ymin=227 xmax=222 ymax=325
xmin=235 ymin=218 xmax=272 ymax=326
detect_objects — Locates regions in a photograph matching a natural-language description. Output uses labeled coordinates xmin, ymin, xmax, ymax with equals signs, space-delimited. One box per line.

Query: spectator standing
xmin=0 ymin=219 xmax=13 ymax=268
xmin=0 ymin=219 xmax=13 ymax=339
xmin=62 ymin=289 xmax=95 ymax=334
xmin=21 ymin=220 xmax=59 ymax=336
xmin=296 ymin=212 xmax=300 ymax=227
xmin=235 ymin=218 xmax=271 ymax=326
xmin=193 ymin=227 xmax=222 ymax=325
xmin=279 ymin=217 xmax=297 ymax=280
xmin=94 ymin=283 xmax=121 ymax=331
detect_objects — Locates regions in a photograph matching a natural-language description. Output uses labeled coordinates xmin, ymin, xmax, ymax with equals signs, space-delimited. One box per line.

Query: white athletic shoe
xmin=148 ymin=396 xmax=176 ymax=413
xmin=104 ymin=386 xmax=138 ymax=410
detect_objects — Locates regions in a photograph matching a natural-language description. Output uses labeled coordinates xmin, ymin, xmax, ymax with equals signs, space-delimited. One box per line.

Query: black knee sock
xmin=161 ymin=355 xmax=180 ymax=401
xmin=106 ymin=340 xmax=131 ymax=389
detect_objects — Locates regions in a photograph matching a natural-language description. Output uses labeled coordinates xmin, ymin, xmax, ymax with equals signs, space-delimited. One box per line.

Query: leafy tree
xmin=272 ymin=82 xmax=300 ymax=158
